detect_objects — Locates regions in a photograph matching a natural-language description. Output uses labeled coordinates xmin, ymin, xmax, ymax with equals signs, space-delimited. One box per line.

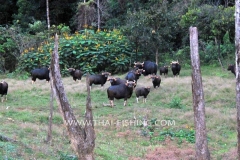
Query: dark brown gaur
xmin=30 ymin=67 xmax=50 ymax=84
xmin=135 ymin=86 xmax=151 ymax=103
xmin=88 ymin=72 xmax=111 ymax=90
xmin=171 ymin=60 xmax=181 ymax=77
xmin=227 ymin=64 xmax=236 ymax=76
xmin=68 ymin=68 xmax=83 ymax=82
xmin=107 ymin=77 xmax=126 ymax=86
xmin=107 ymin=80 xmax=136 ymax=107
xmin=150 ymin=75 xmax=161 ymax=88
xmin=0 ymin=81 xmax=8 ymax=103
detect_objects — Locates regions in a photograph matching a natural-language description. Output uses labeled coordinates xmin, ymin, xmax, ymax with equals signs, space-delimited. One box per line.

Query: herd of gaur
xmin=1 ymin=61 xmax=235 ymax=106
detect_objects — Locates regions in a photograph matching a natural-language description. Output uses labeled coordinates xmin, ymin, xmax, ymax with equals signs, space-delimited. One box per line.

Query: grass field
xmin=0 ymin=66 xmax=238 ymax=159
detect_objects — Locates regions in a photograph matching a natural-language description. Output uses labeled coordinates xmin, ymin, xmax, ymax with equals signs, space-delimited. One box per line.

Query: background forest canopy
xmin=0 ymin=0 xmax=236 ymax=74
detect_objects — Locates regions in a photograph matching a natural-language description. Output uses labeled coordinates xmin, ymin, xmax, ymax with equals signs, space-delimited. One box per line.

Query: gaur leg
xmin=144 ymin=96 xmax=147 ymax=103
xmin=32 ymin=77 xmax=36 ymax=84
xmin=136 ymin=97 xmax=139 ymax=103
xmin=124 ymin=98 xmax=127 ymax=106
xmin=109 ymin=100 xmax=114 ymax=107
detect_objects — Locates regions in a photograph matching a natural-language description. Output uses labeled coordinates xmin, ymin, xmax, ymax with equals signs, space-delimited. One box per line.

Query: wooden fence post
xmin=189 ymin=26 xmax=210 ymax=160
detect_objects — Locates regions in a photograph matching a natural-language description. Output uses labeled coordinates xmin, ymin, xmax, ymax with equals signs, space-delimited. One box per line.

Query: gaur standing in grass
xmin=135 ymin=86 xmax=151 ymax=103
xmin=0 ymin=81 xmax=8 ymax=102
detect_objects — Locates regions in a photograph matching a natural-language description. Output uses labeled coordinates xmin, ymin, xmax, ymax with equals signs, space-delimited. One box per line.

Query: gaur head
xmin=227 ymin=64 xmax=234 ymax=71
xmin=125 ymin=80 xmax=136 ymax=88
xmin=150 ymin=75 xmax=160 ymax=81
xmin=136 ymin=68 xmax=145 ymax=74
xmin=145 ymin=86 xmax=151 ymax=91
xmin=102 ymin=72 xmax=111 ymax=77
xmin=107 ymin=77 xmax=116 ymax=83
xmin=134 ymin=62 xmax=144 ymax=68
xmin=164 ymin=66 xmax=169 ymax=69
xmin=68 ymin=68 xmax=75 ymax=73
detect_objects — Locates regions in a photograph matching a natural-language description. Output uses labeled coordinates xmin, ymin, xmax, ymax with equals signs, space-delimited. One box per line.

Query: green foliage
xmin=199 ymin=31 xmax=234 ymax=65
xmin=180 ymin=5 xmax=234 ymax=42
xmin=168 ymin=96 xmax=184 ymax=109
xmin=123 ymin=0 xmax=182 ymax=61
xmin=59 ymin=151 xmax=77 ymax=160
xmin=152 ymin=128 xmax=195 ymax=144
xmin=18 ymin=29 xmax=134 ymax=75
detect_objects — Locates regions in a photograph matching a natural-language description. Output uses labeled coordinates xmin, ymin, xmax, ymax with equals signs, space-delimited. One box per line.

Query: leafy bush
xmin=18 ymin=29 xmax=135 ymax=75
xmin=168 ymin=96 xmax=184 ymax=109
xmin=199 ymin=31 xmax=234 ymax=65
xmin=152 ymin=128 xmax=195 ymax=144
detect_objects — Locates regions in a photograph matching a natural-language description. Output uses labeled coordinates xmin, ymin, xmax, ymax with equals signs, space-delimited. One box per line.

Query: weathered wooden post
xmin=235 ymin=1 xmax=240 ymax=158
xmin=189 ymin=27 xmax=210 ymax=160
xmin=49 ymin=34 xmax=95 ymax=160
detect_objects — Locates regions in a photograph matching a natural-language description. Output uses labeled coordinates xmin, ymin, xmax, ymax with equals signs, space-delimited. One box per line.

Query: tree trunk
xmin=155 ymin=48 xmax=158 ymax=66
xmin=50 ymin=34 xmax=95 ymax=159
xmin=215 ymin=37 xmax=224 ymax=70
xmin=235 ymin=1 xmax=240 ymax=158
xmin=97 ymin=0 xmax=100 ymax=30
xmin=189 ymin=27 xmax=210 ymax=160
xmin=45 ymin=85 xmax=53 ymax=143
xmin=46 ymin=0 xmax=50 ymax=30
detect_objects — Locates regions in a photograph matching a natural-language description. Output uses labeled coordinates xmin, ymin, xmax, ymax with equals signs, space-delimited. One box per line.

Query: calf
xmin=150 ymin=75 xmax=161 ymax=88
xmin=31 ymin=67 xmax=50 ymax=84
xmin=89 ymin=72 xmax=111 ymax=89
xmin=135 ymin=87 xmax=151 ymax=103
xmin=107 ymin=80 xmax=136 ymax=107
xmin=68 ymin=68 xmax=83 ymax=81
xmin=159 ymin=66 xmax=168 ymax=77
xmin=0 ymin=81 xmax=8 ymax=102
xmin=227 ymin=64 xmax=236 ymax=76
xmin=107 ymin=77 xmax=126 ymax=86
xmin=171 ymin=61 xmax=181 ymax=77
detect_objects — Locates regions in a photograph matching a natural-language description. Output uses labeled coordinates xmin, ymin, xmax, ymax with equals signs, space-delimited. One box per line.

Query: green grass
xmin=0 ymin=66 xmax=238 ymax=159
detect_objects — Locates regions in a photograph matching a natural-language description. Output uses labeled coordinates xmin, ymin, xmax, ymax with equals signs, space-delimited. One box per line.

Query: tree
xmin=123 ymin=0 xmax=182 ymax=63
xmin=235 ymin=0 xmax=240 ymax=158
xmin=190 ymin=27 xmax=210 ymax=160
xmin=46 ymin=0 xmax=50 ymax=30
xmin=75 ymin=0 xmax=97 ymax=30
xmin=49 ymin=34 xmax=95 ymax=159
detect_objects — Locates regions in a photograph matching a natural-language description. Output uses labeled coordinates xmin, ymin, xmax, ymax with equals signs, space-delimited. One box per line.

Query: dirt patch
xmin=144 ymin=147 xmax=195 ymax=160
xmin=130 ymin=138 xmax=195 ymax=160
xmin=221 ymin=148 xmax=237 ymax=160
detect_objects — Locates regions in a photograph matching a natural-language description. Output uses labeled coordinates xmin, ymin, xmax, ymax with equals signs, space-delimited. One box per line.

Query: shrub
xmin=168 ymin=96 xmax=184 ymax=109
xmin=152 ymin=128 xmax=195 ymax=144
xmin=18 ymin=29 xmax=136 ymax=75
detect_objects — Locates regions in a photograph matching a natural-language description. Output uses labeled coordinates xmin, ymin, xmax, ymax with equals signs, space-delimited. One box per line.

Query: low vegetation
xmin=0 ymin=66 xmax=237 ymax=159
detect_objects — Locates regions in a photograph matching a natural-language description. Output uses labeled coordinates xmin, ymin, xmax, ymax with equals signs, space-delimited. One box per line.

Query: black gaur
xmin=159 ymin=66 xmax=168 ymax=77
xmin=107 ymin=80 xmax=136 ymax=107
xmin=134 ymin=61 xmax=157 ymax=76
xmin=88 ymin=72 xmax=111 ymax=90
xmin=0 ymin=81 xmax=8 ymax=102
xmin=227 ymin=64 xmax=236 ymax=76
xmin=68 ymin=68 xmax=83 ymax=81
xmin=171 ymin=61 xmax=181 ymax=77
xmin=31 ymin=67 xmax=50 ymax=84
xmin=125 ymin=70 xmax=140 ymax=82
xmin=135 ymin=87 xmax=151 ymax=103
xmin=107 ymin=77 xmax=126 ymax=86
xmin=150 ymin=75 xmax=161 ymax=88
